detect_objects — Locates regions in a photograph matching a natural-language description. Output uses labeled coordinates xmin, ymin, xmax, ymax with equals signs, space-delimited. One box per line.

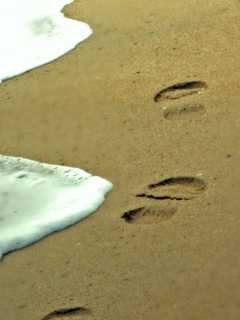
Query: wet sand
xmin=0 ymin=0 xmax=240 ymax=319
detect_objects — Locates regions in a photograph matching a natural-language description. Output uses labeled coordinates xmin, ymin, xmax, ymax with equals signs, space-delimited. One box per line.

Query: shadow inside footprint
xmin=154 ymin=81 xmax=207 ymax=102
xmin=122 ymin=205 xmax=176 ymax=224
xmin=164 ymin=104 xmax=205 ymax=120
xmin=137 ymin=177 xmax=207 ymax=200
xmin=41 ymin=307 xmax=91 ymax=319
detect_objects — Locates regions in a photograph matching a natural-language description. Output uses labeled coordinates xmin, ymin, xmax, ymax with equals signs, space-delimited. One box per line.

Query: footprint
xmin=154 ymin=81 xmax=207 ymax=102
xmin=122 ymin=205 xmax=176 ymax=224
xmin=164 ymin=103 xmax=205 ymax=120
xmin=136 ymin=177 xmax=207 ymax=200
xmin=122 ymin=177 xmax=207 ymax=224
xmin=41 ymin=307 xmax=91 ymax=320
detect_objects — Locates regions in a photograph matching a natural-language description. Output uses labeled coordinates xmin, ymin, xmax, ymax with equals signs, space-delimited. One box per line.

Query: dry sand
xmin=0 ymin=0 xmax=240 ymax=319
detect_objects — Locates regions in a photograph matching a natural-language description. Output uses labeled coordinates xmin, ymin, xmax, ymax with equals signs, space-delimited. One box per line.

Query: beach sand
xmin=0 ymin=0 xmax=240 ymax=319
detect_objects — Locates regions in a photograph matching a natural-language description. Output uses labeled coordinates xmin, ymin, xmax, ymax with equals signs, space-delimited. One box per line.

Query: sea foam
xmin=0 ymin=0 xmax=92 ymax=83
xmin=0 ymin=155 xmax=113 ymax=260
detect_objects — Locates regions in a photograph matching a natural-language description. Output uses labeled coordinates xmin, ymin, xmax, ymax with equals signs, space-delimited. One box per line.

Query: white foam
xmin=0 ymin=0 xmax=92 ymax=83
xmin=0 ymin=155 xmax=113 ymax=260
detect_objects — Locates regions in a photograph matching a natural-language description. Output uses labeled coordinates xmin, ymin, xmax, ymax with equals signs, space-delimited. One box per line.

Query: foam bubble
xmin=0 ymin=155 xmax=113 ymax=260
xmin=0 ymin=0 xmax=92 ymax=83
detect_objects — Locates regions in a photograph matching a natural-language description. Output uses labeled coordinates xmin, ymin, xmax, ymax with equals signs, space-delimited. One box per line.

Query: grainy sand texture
xmin=0 ymin=0 xmax=240 ymax=319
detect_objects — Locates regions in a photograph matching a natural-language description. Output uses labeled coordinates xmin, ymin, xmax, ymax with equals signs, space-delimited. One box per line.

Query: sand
xmin=0 ymin=0 xmax=240 ymax=319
